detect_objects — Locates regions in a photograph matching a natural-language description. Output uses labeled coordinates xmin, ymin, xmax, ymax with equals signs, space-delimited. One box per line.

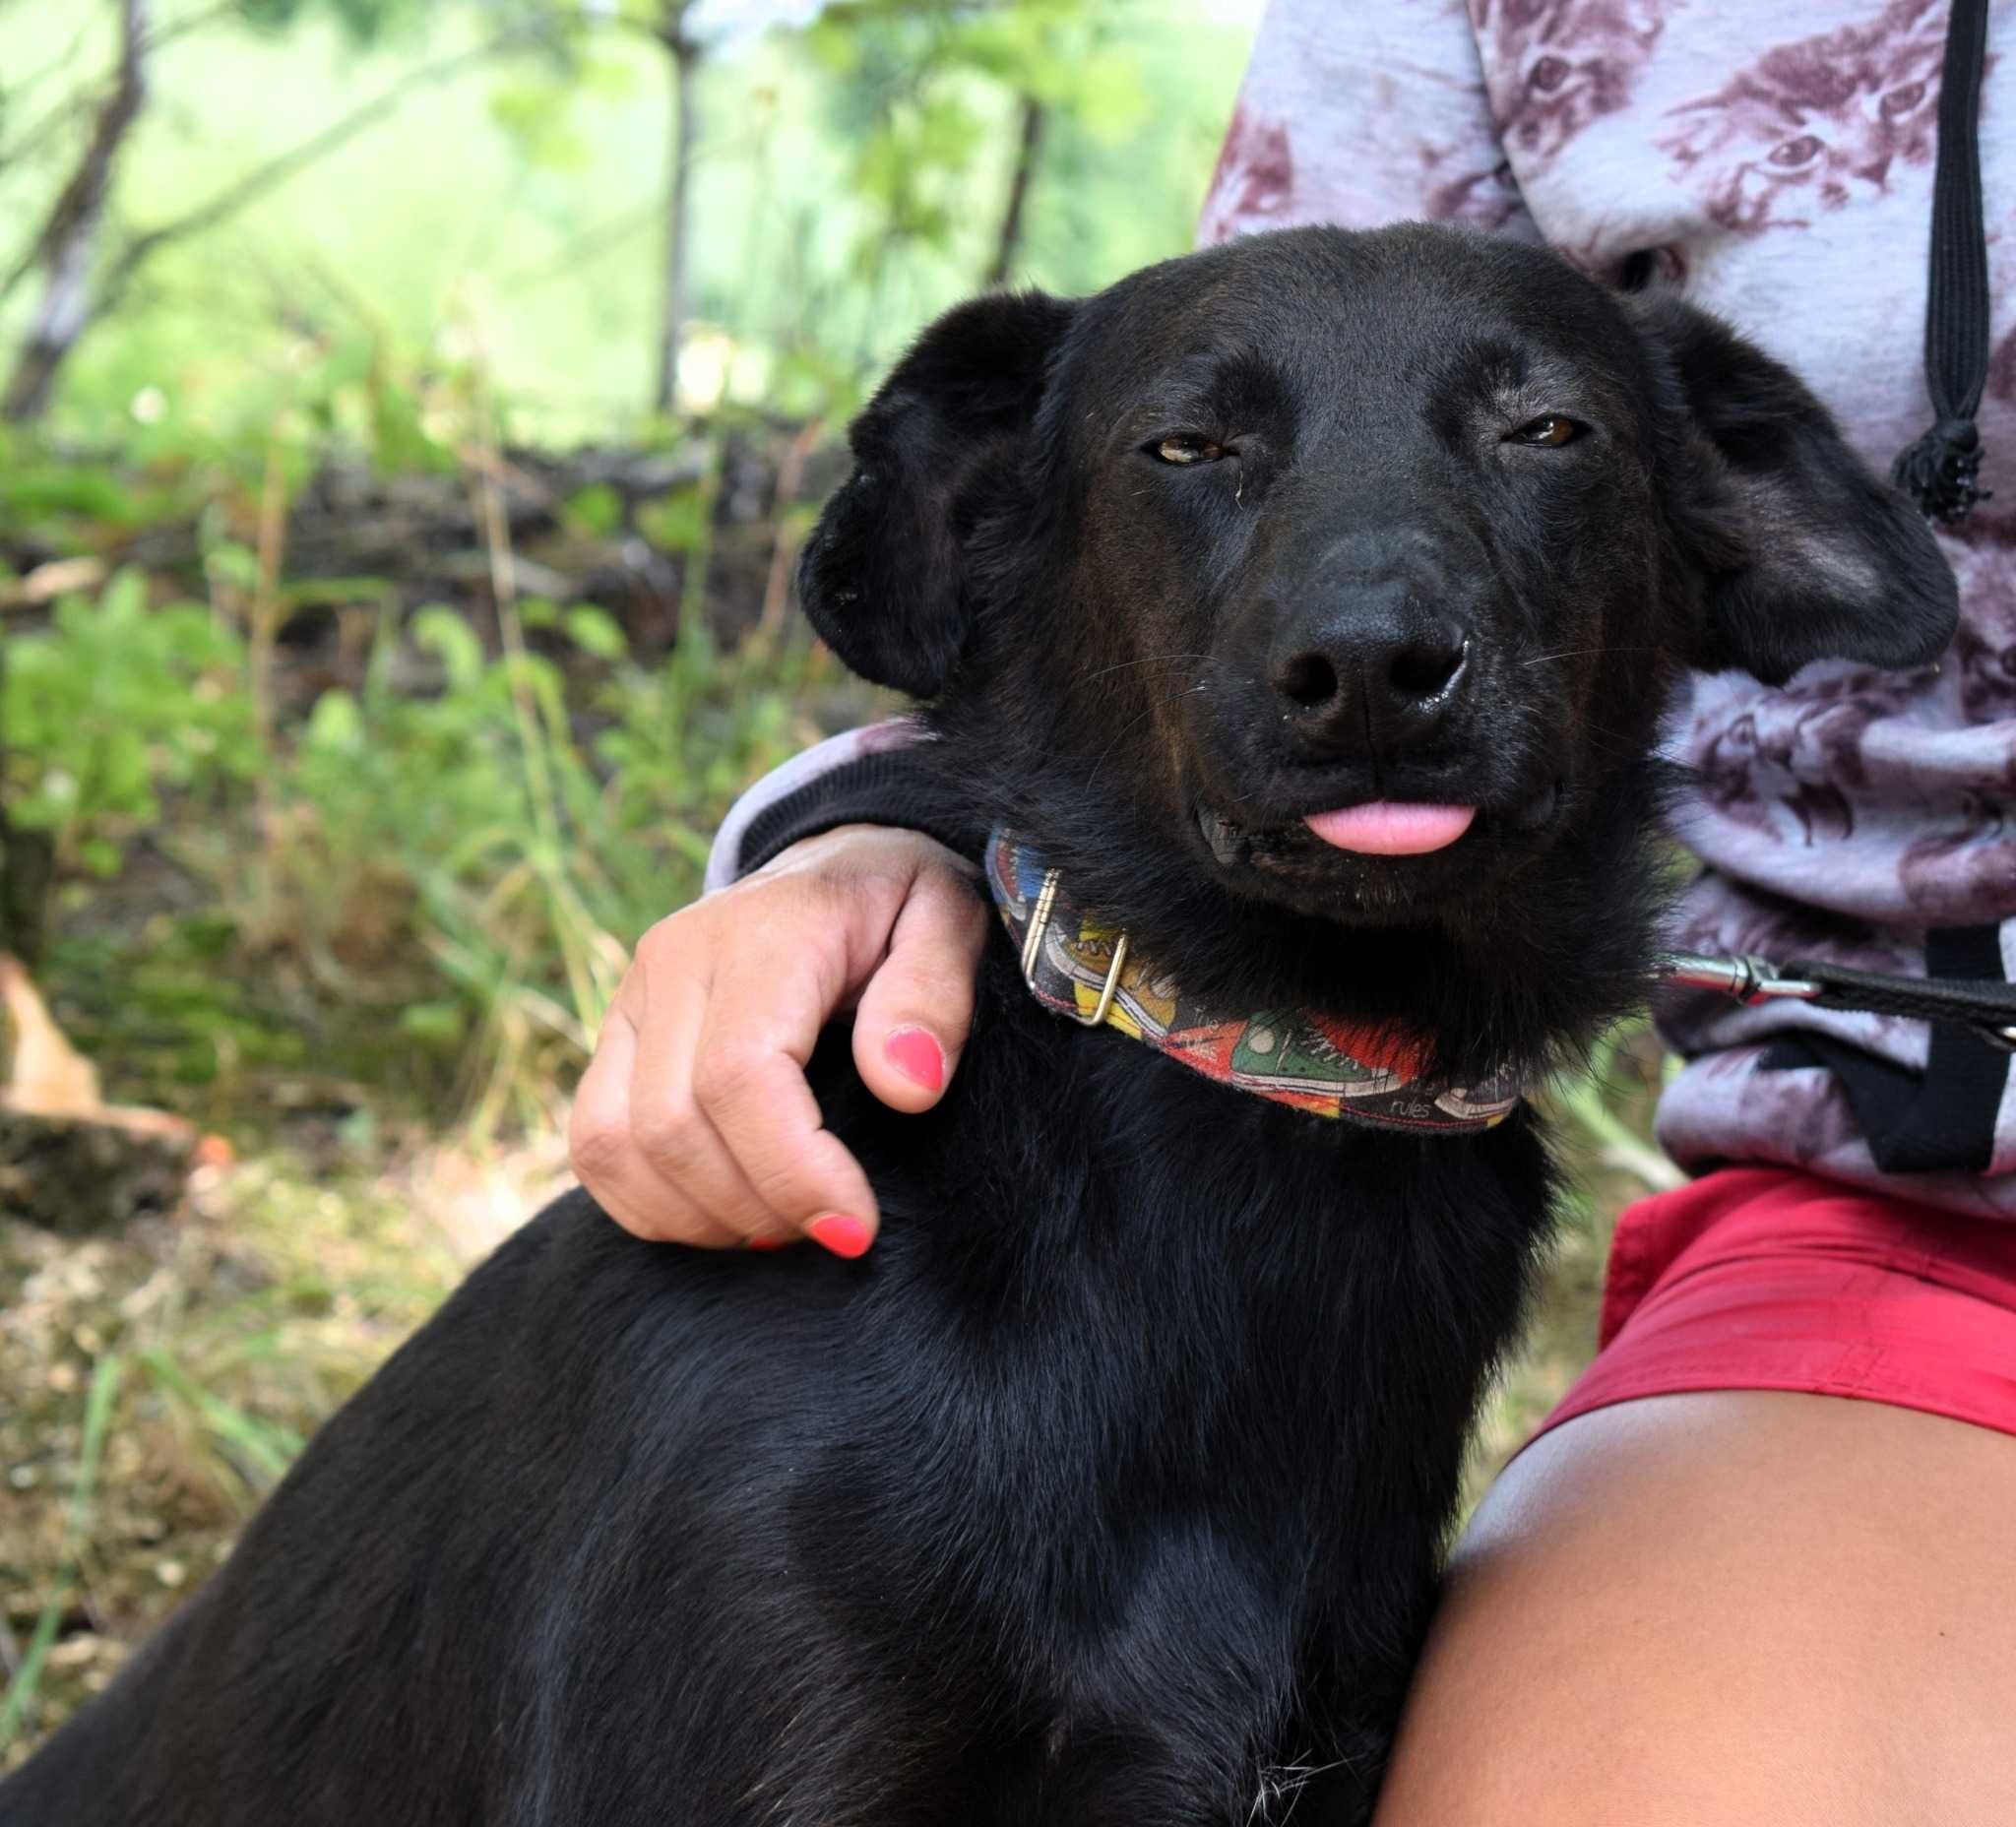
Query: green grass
xmin=0 ymin=1353 xmax=123 ymax=1749
xmin=1 ymin=1152 xmax=469 ymax=1765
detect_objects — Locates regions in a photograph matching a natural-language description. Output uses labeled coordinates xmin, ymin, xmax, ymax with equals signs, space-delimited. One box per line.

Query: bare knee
xmin=1374 ymin=1393 xmax=2016 ymax=1825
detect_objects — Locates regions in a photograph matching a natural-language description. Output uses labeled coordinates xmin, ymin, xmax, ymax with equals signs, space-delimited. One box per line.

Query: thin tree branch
xmin=1 ymin=12 xmax=98 ymax=120
xmin=813 ymin=0 xmax=1013 ymax=22
xmin=984 ymin=93 xmax=1043 ymax=288
xmin=144 ymin=0 xmax=240 ymax=54
xmin=0 ymin=0 xmax=150 ymax=312
xmin=585 ymin=0 xmax=1007 ymax=44
xmin=0 ymin=2 xmax=234 ymax=179
xmin=97 ymin=25 xmax=553 ymax=313
xmin=652 ymin=0 xmax=700 ymax=414
xmin=593 ymin=13 xmax=676 ymax=43
xmin=497 ymin=201 xmax=661 ymax=289
xmin=0 ymin=88 xmax=93 ymax=178
xmin=5 ymin=16 xmax=556 ymax=420
xmin=0 ymin=0 xmax=152 ymax=419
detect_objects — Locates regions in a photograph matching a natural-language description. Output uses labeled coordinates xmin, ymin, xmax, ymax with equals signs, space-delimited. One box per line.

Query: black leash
xmin=1662 ymin=949 xmax=2016 ymax=1051
xmin=1893 ymin=0 xmax=1994 ymax=523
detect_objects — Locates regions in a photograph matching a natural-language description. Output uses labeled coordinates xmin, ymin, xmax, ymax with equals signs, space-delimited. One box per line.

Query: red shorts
xmin=1538 ymin=1166 xmax=2016 ymax=1442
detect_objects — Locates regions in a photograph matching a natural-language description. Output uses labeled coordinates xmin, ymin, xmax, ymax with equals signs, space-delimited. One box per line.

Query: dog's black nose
xmin=1269 ymin=585 xmax=1471 ymax=760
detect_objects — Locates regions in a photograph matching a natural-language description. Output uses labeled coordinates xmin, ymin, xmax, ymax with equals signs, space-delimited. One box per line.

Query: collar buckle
xmin=988 ymin=829 xmax=1520 ymax=1132
xmin=1021 ymin=866 xmax=1131 ymax=1028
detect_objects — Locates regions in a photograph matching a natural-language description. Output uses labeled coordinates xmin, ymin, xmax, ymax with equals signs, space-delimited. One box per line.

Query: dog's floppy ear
xmin=1639 ymin=296 xmax=1959 ymax=686
xmin=796 ymin=289 xmax=1076 ymax=697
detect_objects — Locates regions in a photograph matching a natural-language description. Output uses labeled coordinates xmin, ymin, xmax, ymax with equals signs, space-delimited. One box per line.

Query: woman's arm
xmin=702 ymin=718 xmax=979 ymax=892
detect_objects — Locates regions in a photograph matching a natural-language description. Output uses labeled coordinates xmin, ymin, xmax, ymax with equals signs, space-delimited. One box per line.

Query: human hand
xmin=569 ymin=826 xmax=987 ymax=1255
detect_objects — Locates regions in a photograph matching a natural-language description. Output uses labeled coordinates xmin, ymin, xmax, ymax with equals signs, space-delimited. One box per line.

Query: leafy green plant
xmin=2 ymin=572 xmax=261 ymax=878
xmin=266 ymin=599 xmax=816 ymax=1128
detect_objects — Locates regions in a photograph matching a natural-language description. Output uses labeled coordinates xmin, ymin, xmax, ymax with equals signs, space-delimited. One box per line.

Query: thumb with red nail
xmin=570 ymin=826 xmax=985 ymax=1256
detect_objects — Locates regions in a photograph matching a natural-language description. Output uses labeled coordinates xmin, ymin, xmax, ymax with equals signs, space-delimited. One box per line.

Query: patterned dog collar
xmin=984 ymin=829 xmax=1521 ymax=1134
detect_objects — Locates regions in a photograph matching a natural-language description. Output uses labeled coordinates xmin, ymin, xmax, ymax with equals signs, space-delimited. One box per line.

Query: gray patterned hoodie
xmin=711 ymin=0 xmax=2016 ymax=1216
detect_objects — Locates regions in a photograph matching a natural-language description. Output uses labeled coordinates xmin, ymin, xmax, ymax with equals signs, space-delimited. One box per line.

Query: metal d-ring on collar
xmin=1020 ymin=866 xmax=1130 ymax=1028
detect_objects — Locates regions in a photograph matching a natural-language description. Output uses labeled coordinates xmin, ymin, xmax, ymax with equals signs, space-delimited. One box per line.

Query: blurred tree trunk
xmin=985 ymin=94 xmax=1044 ymax=289
xmin=652 ymin=1 xmax=702 ymax=417
xmin=2 ymin=0 xmax=151 ymax=424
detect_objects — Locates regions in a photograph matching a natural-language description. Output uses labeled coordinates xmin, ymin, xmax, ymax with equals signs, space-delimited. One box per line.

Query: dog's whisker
xmin=1518 ymin=645 xmax=1662 ymax=666
xmin=1080 ymin=651 xmax=1211 ymax=681
xmin=1088 ymin=708 xmax=1161 ymax=786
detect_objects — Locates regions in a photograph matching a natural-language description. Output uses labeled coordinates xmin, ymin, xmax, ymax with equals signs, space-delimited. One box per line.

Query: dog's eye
xmin=1151 ymin=435 xmax=1228 ymax=466
xmin=1509 ymin=415 xmax=1585 ymax=447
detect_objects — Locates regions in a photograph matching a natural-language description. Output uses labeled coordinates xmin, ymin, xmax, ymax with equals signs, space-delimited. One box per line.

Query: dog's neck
xmin=912 ymin=699 xmax=1671 ymax=1087
xmin=984 ymin=829 xmax=1525 ymax=1134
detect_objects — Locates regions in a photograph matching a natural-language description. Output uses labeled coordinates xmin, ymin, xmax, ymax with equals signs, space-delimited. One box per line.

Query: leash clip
xmin=1667 ymin=950 xmax=2016 ymax=1052
xmin=1661 ymin=951 xmax=1823 ymax=1006
xmin=1021 ymin=866 xmax=1131 ymax=1028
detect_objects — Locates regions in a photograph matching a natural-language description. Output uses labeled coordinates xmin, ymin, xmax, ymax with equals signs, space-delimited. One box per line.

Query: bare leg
xmin=1375 ymin=1393 xmax=2016 ymax=1824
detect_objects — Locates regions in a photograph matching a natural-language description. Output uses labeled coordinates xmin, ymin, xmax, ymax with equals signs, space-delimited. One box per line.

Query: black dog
xmin=2 ymin=224 xmax=1953 ymax=1826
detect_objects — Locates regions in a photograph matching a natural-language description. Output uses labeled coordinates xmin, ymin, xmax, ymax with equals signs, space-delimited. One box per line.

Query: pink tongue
xmin=1304 ymin=802 xmax=1477 ymax=855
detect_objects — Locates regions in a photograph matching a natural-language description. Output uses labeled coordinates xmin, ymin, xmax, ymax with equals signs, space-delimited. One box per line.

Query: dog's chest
xmin=802 ymin=1081 xmax=1516 ymax=1782
xmin=798 ymin=1285 xmax=1378 ymax=1820
xmin=800 ymin=1025 xmax=1548 ymax=1815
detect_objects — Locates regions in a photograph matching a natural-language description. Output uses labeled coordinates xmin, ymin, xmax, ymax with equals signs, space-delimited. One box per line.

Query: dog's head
xmin=799 ymin=225 xmax=1953 ymax=996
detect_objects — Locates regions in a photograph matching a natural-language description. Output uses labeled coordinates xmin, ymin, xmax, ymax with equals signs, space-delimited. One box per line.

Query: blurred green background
xmin=0 ymin=0 xmax=1670 ymax=1760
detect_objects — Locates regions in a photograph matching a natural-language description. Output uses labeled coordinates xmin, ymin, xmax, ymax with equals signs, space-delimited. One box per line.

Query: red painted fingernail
xmin=806 ymin=1213 xmax=873 ymax=1259
xmin=884 ymin=1025 xmax=945 ymax=1094
xmin=745 ymin=1237 xmax=787 ymax=1252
